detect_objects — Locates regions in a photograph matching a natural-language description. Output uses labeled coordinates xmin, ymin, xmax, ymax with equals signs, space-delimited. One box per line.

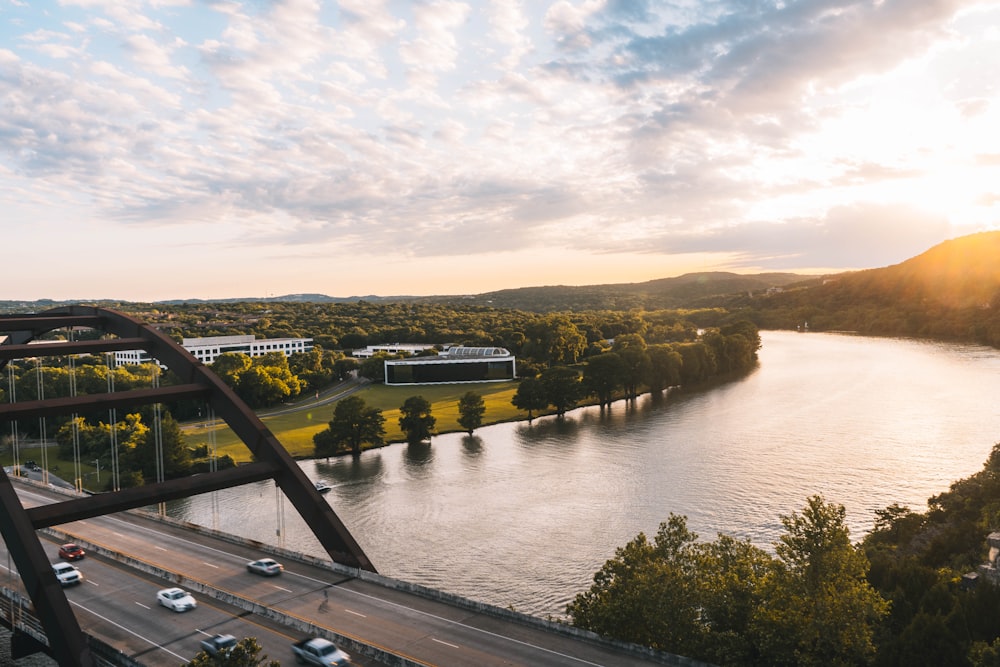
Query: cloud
xmin=615 ymin=202 xmax=954 ymax=270
xmin=1 ymin=0 xmax=997 ymax=300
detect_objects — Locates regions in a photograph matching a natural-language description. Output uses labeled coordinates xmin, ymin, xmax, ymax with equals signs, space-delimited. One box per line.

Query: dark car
xmin=58 ymin=543 xmax=85 ymax=561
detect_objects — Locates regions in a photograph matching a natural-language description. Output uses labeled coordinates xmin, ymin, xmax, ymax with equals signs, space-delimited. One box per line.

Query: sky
xmin=2 ymin=0 xmax=1000 ymax=302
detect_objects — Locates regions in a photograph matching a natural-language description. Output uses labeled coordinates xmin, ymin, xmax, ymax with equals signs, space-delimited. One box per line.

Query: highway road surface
xmin=9 ymin=482 xmax=684 ymax=667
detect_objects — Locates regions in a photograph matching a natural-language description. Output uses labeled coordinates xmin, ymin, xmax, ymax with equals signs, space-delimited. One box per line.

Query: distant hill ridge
xmin=742 ymin=231 xmax=1000 ymax=347
xmin=0 ymin=272 xmax=812 ymax=313
xmin=5 ymin=232 xmax=1000 ymax=320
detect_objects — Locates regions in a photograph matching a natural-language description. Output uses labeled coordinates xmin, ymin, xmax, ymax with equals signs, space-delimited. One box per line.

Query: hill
xmin=430 ymin=272 xmax=808 ymax=312
xmin=0 ymin=272 xmax=810 ymax=314
xmin=737 ymin=231 xmax=1000 ymax=346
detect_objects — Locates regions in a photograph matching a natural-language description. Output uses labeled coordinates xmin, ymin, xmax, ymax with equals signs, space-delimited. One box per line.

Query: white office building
xmin=114 ymin=334 xmax=313 ymax=367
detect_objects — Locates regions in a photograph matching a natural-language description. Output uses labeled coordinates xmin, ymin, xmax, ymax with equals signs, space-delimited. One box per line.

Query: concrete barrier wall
xmin=30 ymin=477 xmax=700 ymax=666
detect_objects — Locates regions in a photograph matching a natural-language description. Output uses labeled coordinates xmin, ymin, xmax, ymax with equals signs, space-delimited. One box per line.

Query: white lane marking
xmin=23 ymin=487 xmax=605 ymax=666
xmin=134 ymin=602 xmax=151 ymax=609
xmin=70 ymin=600 xmax=187 ymax=661
xmin=86 ymin=580 xmax=99 ymax=587
xmin=431 ymin=638 xmax=461 ymax=649
xmin=272 ymin=585 xmax=293 ymax=593
xmin=344 ymin=608 xmax=366 ymax=618
xmin=202 ymin=562 xmax=219 ymax=568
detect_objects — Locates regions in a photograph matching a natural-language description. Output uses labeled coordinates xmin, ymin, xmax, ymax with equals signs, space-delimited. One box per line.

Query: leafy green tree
xmin=511 ymin=376 xmax=548 ymax=421
xmin=614 ymin=338 xmax=650 ymax=401
xmin=313 ymin=395 xmax=385 ymax=459
xmin=646 ymin=344 xmax=682 ymax=391
xmin=288 ymin=347 xmax=332 ymax=391
xmin=675 ymin=341 xmax=717 ymax=385
xmin=399 ymin=395 xmax=436 ymax=444
xmin=569 ymin=497 xmax=888 ymax=666
xmin=583 ymin=352 xmax=625 ymax=408
xmin=185 ymin=636 xmax=279 ymax=667
xmin=539 ymin=365 xmax=585 ymax=417
xmin=566 ymin=515 xmax=705 ymax=655
xmin=457 ymin=391 xmax=486 ymax=434
xmin=523 ymin=315 xmax=587 ymax=365
xmin=754 ymin=495 xmax=889 ymax=666
xmin=358 ymin=353 xmax=390 ymax=383
xmin=332 ymin=356 xmax=359 ymax=381
xmin=210 ymin=352 xmax=252 ymax=388
xmin=129 ymin=411 xmax=192 ymax=481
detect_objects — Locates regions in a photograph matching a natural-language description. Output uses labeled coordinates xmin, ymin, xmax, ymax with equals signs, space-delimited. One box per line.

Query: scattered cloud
xmin=1 ymin=0 xmax=999 ymax=300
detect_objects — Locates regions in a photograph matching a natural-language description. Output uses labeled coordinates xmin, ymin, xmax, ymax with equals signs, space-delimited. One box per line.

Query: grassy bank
xmin=183 ymin=381 xmax=527 ymax=462
xmin=0 ymin=382 xmax=528 ymax=475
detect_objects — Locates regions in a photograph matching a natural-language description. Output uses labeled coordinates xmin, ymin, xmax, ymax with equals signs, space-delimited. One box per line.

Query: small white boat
xmin=314 ymin=481 xmax=332 ymax=494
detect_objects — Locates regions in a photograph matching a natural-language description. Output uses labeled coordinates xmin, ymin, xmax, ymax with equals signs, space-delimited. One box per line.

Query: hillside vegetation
xmin=697 ymin=232 xmax=1000 ymax=348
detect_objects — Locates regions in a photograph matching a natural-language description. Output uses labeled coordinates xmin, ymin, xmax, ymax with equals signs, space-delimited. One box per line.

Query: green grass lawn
xmin=0 ymin=382 xmax=531 ymax=472
xmin=183 ymin=381 xmax=528 ymax=462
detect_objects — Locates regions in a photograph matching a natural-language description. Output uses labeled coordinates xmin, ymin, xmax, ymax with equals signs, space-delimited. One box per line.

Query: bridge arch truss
xmin=0 ymin=306 xmax=375 ymax=666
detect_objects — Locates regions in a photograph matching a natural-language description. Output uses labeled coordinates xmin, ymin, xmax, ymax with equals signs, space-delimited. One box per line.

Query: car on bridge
xmin=200 ymin=634 xmax=237 ymax=658
xmin=291 ymin=637 xmax=350 ymax=666
xmin=157 ymin=587 xmax=197 ymax=612
xmin=52 ymin=562 xmax=82 ymax=586
xmin=246 ymin=557 xmax=283 ymax=576
xmin=58 ymin=543 xmax=85 ymax=561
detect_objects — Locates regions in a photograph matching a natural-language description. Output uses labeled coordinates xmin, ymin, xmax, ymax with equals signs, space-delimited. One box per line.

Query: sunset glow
xmin=2 ymin=1 xmax=1000 ymax=301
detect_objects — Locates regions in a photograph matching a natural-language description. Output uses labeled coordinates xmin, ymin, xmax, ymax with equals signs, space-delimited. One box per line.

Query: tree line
xmin=0 ymin=306 xmax=758 ymax=487
xmin=311 ymin=321 xmax=760 ymax=458
xmin=568 ymin=442 xmax=1000 ymax=666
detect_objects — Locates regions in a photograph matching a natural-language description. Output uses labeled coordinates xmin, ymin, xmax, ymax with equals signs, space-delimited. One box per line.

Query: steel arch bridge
xmin=0 ymin=306 xmax=375 ymax=666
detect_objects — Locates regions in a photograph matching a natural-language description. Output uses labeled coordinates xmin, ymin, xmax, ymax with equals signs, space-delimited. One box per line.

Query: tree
xmin=583 ymin=352 xmax=625 ymax=408
xmin=568 ymin=497 xmax=888 ymax=666
xmin=399 ymin=395 xmax=436 ymax=444
xmin=539 ymin=365 xmax=585 ymax=417
xmin=754 ymin=495 xmax=889 ymax=666
xmin=130 ymin=410 xmax=192 ymax=481
xmin=511 ymin=376 xmax=548 ymax=421
xmin=185 ymin=636 xmax=280 ymax=667
xmin=457 ymin=391 xmax=486 ymax=434
xmin=523 ymin=315 xmax=587 ymax=365
xmin=313 ymin=395 xmax=385 ymax=459
xmin=566 ymin=515 xmax=705 ymax=655
xmin=358 ymin=353 xmax=390 ymax=383
xmin=617 ymin=346 xmax=650 ymax=401
xmin=646 ymin=344 xmax=682 ymax=392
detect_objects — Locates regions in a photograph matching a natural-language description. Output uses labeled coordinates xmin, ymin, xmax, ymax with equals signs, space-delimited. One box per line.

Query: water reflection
xmin=403 ymin=441 xmax=434 ymax=468
xmin=461 ymin=435 xmax=484 ymax=456
xmin=166 ymin=332 xmax=1000 ymax=619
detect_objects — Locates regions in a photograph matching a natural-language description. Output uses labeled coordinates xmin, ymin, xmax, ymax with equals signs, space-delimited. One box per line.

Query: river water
xmin=166 ymin=331 xmax=1000 ymax=619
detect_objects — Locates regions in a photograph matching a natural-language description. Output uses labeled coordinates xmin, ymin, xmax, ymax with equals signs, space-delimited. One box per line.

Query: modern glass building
xmin=384 ymin=346 xmax=515 ymax=385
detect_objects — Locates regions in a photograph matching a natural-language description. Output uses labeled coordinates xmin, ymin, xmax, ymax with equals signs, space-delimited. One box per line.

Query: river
xmin=166 ymin=331 xmax=1000 ymax=619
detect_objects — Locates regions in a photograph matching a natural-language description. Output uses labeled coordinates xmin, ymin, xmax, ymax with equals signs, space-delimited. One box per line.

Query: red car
xmin=58 ymin=543 xmax=85 ymax=561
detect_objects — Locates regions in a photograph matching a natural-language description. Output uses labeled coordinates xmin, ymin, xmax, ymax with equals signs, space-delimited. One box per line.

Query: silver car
xmin=246 ymin=558 xmax=284 ymax=576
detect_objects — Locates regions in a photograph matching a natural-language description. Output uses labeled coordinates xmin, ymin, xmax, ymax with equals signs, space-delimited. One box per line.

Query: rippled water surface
xmin=167 ymin=331 xmax=1000 ymax=618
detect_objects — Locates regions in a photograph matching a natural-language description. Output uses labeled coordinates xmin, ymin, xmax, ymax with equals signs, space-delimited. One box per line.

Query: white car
xmin=156 ymin=587 xmax=197 ymax=612
xmin=52 ymin=562 xmax=82 ymax=587
xmin=246 ymin=557 xmax=283 ymax=576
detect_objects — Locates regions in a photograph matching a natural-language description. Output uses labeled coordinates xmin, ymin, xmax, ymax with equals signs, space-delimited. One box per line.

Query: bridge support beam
xmin=0 ymin=306 xmax=376 ymax=666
